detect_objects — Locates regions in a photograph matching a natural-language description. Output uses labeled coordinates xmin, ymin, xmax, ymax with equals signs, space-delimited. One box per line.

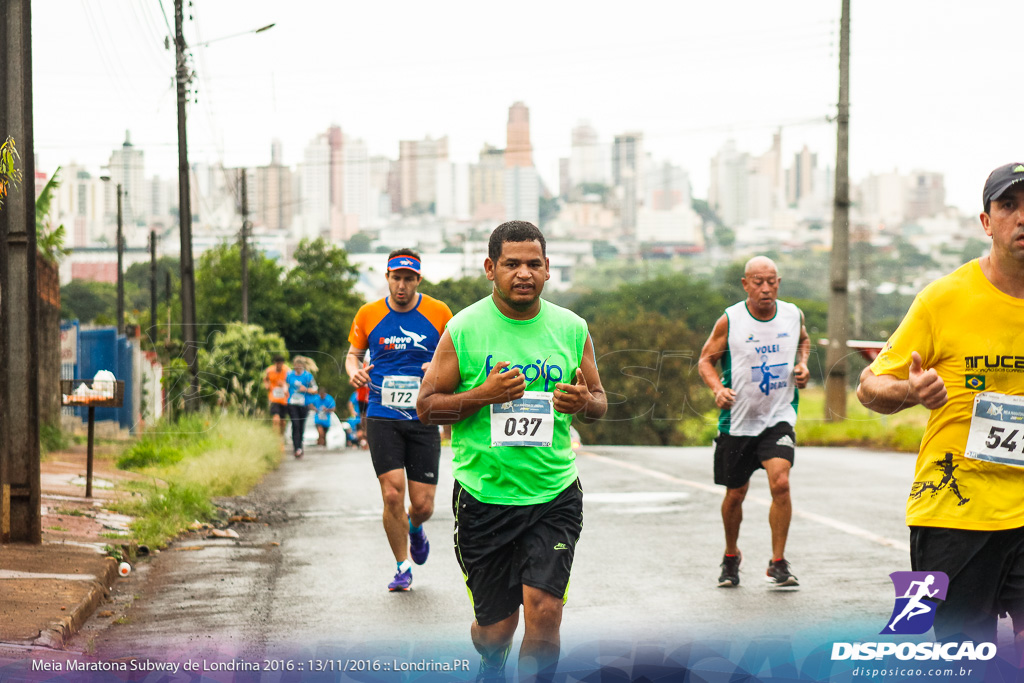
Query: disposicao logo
xmin=830 ymin=570 xmax=997 ymax=663
xmin=881 ymin=571 xmax=947 ymax=635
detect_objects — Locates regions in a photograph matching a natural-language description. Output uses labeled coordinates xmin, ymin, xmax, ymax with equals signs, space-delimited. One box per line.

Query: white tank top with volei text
xmin=719 ymin=300 xmax=802 ymax=437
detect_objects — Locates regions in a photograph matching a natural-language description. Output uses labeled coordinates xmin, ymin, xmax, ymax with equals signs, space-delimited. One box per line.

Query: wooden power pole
xmin=825 ymin=0 xmax=851 ymax=421
xmin=239 ymin=169 xmax=249 ymax=324
xmin=175 ymin=0 xmax=200 ymax=411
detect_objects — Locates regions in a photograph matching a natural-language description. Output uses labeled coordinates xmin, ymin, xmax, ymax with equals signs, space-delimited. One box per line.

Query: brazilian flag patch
xmin=966 ymin=375 xmax=986 ymax=391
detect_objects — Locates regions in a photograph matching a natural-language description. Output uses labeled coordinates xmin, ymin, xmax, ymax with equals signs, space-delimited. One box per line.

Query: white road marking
xmin=582 ymin=450 xmax=909 ymax=551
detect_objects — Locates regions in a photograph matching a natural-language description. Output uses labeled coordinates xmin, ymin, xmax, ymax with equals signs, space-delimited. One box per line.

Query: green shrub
xmin=40 ymin=421 xmax=69 ymax=455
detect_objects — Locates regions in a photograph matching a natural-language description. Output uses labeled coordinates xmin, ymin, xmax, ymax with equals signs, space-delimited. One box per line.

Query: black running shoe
xmin=765 ymin=558 xmax=799 ymax=587
xmin=718 ymin=553 xmax=741 ymax=587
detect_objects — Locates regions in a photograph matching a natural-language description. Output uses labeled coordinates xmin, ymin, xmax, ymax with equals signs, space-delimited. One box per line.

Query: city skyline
xmin=29 ymin=1 xmax=1024 ymax=216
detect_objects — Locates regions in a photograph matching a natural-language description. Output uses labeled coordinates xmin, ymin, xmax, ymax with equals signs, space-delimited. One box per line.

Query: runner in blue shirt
xmin=309 ymin=387 xmax=336 ymax=447
xmin=286 ymin=356 xmax=317 ymax=458
xmin=346 ymin=249 xmax=453 ymax=592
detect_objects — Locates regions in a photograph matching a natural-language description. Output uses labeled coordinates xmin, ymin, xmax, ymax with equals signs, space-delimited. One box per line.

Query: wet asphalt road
xmin=55 ymin=443 xmax=927 ymax=666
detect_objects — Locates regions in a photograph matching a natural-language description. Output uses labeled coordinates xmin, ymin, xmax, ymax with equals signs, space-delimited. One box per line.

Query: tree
xmin=35 ymin=168 xmax=71 ymax=263
xmin=418 ymin=275 xmax=492 ymax=315
xmin=345 ymin=232 xmax=373 ymax=254
xmin=571 ymin=272 xmax=728 ymax=339
xmin=577 ymin=182 xmax=610 ymax=200
xmin=194 ymin=242 xmax=289 ymax=344
xmin=592 ymin=240 xmax=619 ymax=260
xmin=125 ymin=256 xmax=180 ymax=314
xmin=575 ymin=311 xmax=715 ymax=446
xmin=278 ymin=239 xmax=364 ymax=390
xmin=60 ymin=280 xmax=116 ymax=323
xmin=961 ymin=237 xmax=989 ymax=262
xmin=0 ymin=135 xmax=22 ymax=212
xmin=538 ymin=196 xmax=560 ymax=227
xmin=202 ymin=324 xmax=289 ymax=417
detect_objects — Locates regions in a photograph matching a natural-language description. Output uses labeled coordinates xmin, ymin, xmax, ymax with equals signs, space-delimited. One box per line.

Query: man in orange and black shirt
xmin=264 ymin=355 xmax=290 ymax=438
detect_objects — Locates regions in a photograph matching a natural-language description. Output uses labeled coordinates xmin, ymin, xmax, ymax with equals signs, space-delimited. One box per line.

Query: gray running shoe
xmin=718 ymin=553 xmax=741 ymax=587
xmin=765 ymin=558 xmax=799 ymax=587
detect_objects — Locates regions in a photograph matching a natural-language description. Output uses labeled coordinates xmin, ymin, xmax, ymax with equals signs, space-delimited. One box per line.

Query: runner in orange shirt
xmin=264 ymin=355 xmax=290 ymax=438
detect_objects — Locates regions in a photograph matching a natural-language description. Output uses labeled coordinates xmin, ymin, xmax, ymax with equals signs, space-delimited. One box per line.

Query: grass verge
xmin=111 ymin=411 xmax=281 ymax=548
xmin=794 ymin=386 xmax=926 ymax=451
xmin=680 ymin=386 xmax=928 ymax=452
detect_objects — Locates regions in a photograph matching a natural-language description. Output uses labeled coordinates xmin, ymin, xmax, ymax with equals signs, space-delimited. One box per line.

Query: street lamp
xmin=100 ymin=175 xmax=124 ymax=336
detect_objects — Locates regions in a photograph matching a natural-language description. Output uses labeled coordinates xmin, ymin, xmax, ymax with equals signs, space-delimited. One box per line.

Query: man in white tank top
xmin=698 ymin=256 xmax=810 ymax=589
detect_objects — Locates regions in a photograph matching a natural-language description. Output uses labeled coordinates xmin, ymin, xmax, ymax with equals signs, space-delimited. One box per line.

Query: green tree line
xmin=62 ymin=243 xmax=928 ymax=445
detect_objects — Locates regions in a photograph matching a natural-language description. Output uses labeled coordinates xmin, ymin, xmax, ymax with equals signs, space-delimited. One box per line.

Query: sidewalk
xmin=0 ymin=444 xmax=141 ymax=649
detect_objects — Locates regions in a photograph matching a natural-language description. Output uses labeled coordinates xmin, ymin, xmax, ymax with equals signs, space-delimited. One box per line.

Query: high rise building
xmin=612 ymin=132 xmax=644 ymax=191
xmin=505 ymin=101 xmax=533 ymax=168
xmin=300 ymin=132 xmax=332 ymax=239
xmin=435 ymin=160 xmax=471 ymax=220
xmin=470 ymin=144 xmax=505 ymax=222
xmin=570 ymin=121 xmax=608 ymax=189
xmin=786 ymin=145 xmax=817 ymax=206
xmin=505 ymin=166 xmax=539 ymax=225
xmin=254 ymin=140 xmax=295 ymax=233
xmin=709 ymin=139 xmax=751 ymax=228
xmin=51 ymin=164 xmax=105 ymax=247
xmin=341 ymin=134 xmax=370 ymax=237
xmin=328 ymin=125 xmax=345 ymax=233
xmin=905 ymin=170 xmax=946 ymax=221
xmin=613 ymin=132 xmax=645 ymax=227
xmin=398 ymin=136 xmax=448 ymax=212
xmin=646 ymin=161 xmax=691 ymax=211
xmin=106 ymin=130 xmax=145 ymax=226
xmin=367 ymin=155 xmax=394 ymax=221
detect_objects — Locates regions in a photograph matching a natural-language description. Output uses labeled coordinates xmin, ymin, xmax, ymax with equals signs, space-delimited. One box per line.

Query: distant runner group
xmin=258 ymin=161 xmax=1024 ymax=679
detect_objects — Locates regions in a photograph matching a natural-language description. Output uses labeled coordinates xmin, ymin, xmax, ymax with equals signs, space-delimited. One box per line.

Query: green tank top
xmin=449 ymin=296 xmax=588 ymax=505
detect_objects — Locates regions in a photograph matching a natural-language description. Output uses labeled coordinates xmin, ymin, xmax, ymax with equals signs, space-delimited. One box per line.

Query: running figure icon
xmin=888 ymin=574 xmax=940 ymax=630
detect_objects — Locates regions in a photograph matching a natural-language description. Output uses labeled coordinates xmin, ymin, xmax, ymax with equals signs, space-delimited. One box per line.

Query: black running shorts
xmin=365 ymin=417 xmax=440 ymax=484
xmin=269 ymin=403 xmax=288 ymax=418
xmin=713 ymin=422 xmax=795 ymax=489
xmin=910 ymin=525 xmax=1024 ymax=642
xmin=453 ymin=479 xmax=584 ymax=627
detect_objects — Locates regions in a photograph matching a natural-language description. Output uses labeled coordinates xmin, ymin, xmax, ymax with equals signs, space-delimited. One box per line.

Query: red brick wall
xmin=71 ymin=262 xmax=117 ymax=283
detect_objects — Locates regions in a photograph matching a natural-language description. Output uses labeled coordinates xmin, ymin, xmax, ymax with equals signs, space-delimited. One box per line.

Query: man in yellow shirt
xmin=858 ymin=162 xmax=1024 ymax=642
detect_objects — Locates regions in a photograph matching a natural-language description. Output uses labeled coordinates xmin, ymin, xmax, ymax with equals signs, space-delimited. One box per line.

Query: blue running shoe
xmin=388 ymin=568 xmax=412 ymax=592
xmin=410 ymin=525 xmax=430 ymax=565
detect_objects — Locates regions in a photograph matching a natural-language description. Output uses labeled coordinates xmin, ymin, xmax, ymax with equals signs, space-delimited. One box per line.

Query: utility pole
xmin=0 ymin=0 xmax=41 ymax=543
xmin=239 ymin=168 xmax=249 ymax=324
xmin=150 ymin=228 xmax=157 ymax=344
xmin=165 ymin=270 xmax=172 ymax=346
xmin=115 ymin=184 xmax=124 ymax=335
xmin=825 ymin=0 xmax=851 ymax=421
xmin=175 ymin=0 xmax=199 ymax=410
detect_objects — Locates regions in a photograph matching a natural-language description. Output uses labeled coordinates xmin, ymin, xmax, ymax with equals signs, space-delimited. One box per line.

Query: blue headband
xmin=387 ymin=256 xmax=421 ymax=274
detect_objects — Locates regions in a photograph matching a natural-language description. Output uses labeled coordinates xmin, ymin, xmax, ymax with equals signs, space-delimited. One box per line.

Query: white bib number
xmin=382 ymin=375 xmax=420 ymax=409
xmin=965 ymin=392 xmax=1024 ymax=466
xmin=288 ymin=389 xmax=306 ymax=406
xmin=491 ymin=391 xmax=554 ymax=447
xmin=272 ymin=386 xmax=286 ymax=400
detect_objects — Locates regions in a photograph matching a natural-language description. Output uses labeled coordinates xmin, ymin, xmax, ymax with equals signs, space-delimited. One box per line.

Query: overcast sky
xmin=28 ymin=1 xmax=1024 ymax=216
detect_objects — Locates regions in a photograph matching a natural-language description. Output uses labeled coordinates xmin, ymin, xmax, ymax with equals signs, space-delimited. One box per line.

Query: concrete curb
xmin=33 ymin=557 xmax=117 ymax=650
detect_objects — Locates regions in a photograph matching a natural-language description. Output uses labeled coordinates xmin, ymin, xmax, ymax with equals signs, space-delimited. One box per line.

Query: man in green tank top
xmin=418 ymin=221 xmax=607 ymax=683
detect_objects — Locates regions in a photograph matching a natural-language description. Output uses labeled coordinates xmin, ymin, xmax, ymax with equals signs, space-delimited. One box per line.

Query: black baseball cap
xmin=983 ymin=162 xmax=1024 ymax=210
